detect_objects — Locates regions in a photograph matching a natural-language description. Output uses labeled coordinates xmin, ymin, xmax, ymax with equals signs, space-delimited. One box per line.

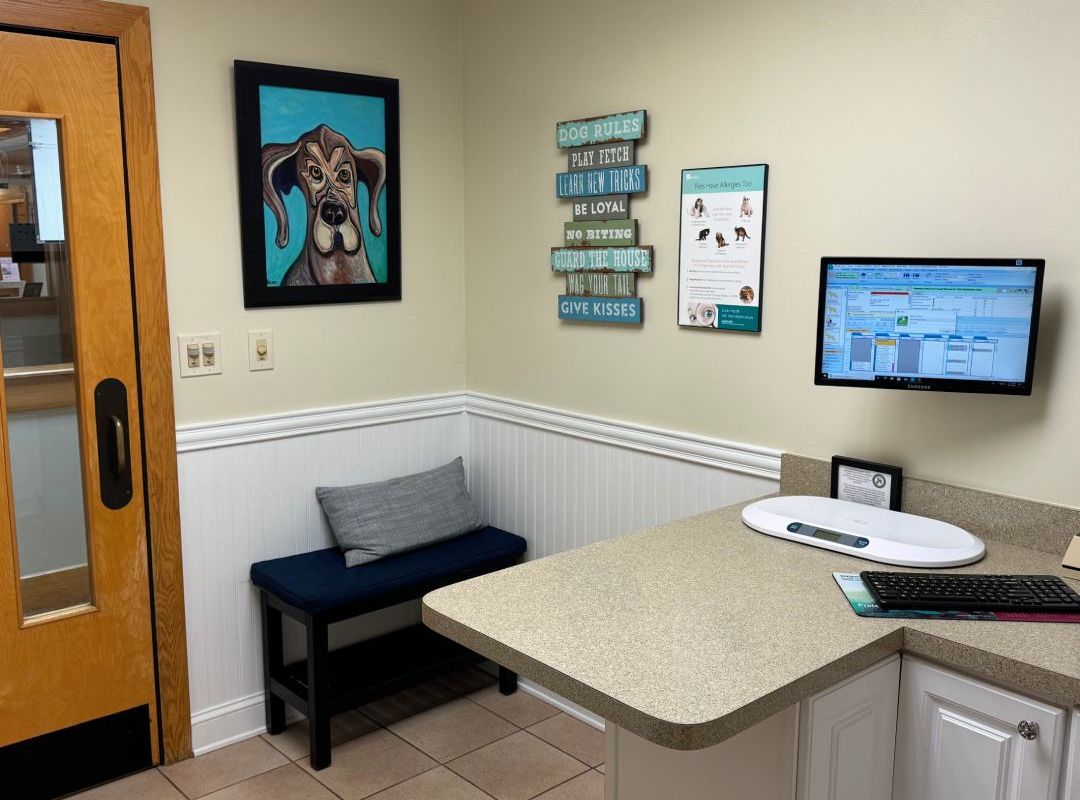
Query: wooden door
xmin=796 ymin=656 xmax=899 ymax=800
xmin=893 ymin=657 xmax=1066 ymax=800
xmin=0 ymin=27 xmax=158 ymax=792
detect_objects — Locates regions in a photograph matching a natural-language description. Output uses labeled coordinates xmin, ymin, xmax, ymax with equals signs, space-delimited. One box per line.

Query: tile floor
xmin=72 ymin=669 xmax=605 ymax=800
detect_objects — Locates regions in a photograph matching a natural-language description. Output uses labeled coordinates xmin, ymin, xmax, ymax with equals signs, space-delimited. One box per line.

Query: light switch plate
xmin=248 ymin=329 xmax=274 ymax=371
xmin=178 ymin=333 xmax=222 ymax=377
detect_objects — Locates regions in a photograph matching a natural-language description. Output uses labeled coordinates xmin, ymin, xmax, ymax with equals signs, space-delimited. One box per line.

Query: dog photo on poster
xmin=234 ymin=61 xmax=401 ymax=308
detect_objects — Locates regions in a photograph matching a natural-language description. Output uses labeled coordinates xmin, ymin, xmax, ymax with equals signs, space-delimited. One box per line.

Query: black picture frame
xmin=830 ymin=455 xmax=903 ymax=511
xmin=234 ymin=60 xmax=401 ymax=308
xmin=814 ymin=257 xmax=1044 ymax=395
xmin=676 ymin=163 xmax=769 ymax=333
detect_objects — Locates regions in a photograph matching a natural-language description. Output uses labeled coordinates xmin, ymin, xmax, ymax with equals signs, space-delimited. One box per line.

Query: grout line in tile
xmin=160 ymin=755 xmax=291 ymax=800
xmin=463 ymin=693 xmax=553 ymax=730
xmin=445 ymin=765 xmax=501 ymax=800
xmin=384 ymin=719 xmax=521 ymax=766
xmin=523 ymin=716 xmax=601 ymax=770
xmin=521 ymin=760 xmax=594 ymax=800
xmin=350 ymin=762 xmax=442 ymax=800
xmin=156 ymin=767 xmax=190 ymax=799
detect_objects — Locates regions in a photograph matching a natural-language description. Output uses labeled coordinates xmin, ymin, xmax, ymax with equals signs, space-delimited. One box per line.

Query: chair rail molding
xmin=175 ymin=391 xmax=782 ymax=480
xmin=464 ymin=392 xmax=781 ymax=479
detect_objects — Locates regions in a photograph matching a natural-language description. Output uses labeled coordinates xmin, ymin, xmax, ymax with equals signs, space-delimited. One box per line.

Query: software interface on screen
xmin=820 ymin=263 xmax=1038 ymax=386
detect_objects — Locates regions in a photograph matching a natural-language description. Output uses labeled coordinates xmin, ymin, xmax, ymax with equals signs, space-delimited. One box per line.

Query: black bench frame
xmin=259 ymin=553 xmax=520 ymax=769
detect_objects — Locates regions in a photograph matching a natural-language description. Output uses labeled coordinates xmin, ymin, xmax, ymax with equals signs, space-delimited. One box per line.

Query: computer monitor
xmin=815 ymin=258 xmax=1044 ymax=395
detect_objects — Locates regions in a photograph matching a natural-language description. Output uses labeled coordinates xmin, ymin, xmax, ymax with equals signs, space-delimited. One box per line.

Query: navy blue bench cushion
xmin=250 ymin=526 xmax=526 ymax=615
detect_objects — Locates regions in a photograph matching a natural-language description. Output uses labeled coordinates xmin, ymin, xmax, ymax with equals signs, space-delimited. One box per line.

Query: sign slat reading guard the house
xmin=550 ymin=246 xmax=652 ymax=273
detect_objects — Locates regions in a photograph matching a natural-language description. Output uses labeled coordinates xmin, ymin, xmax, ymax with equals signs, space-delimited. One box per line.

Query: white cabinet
xmin=797 ymin=655 xmax=900 ymax=800
xmin=893 ymin=657 xmax=1067 ymax=800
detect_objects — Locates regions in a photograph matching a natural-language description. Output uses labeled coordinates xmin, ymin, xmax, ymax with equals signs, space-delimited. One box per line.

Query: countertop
xmin=422 ymin=501 xmax=1080 ymax=750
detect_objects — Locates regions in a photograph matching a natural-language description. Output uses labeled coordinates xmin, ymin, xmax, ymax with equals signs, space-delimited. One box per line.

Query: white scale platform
xmin=742 ymin=495 xmax=985 ymax=568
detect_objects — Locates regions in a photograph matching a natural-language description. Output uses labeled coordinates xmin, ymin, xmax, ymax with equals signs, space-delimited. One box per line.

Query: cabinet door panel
xmin=797 ymin=655 xmax=900 ymax=800
xmin=894 ymin=657 xmax=1065 ymax=800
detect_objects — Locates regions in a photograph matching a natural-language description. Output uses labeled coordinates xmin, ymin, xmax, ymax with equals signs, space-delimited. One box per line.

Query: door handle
xmin=94 ymin=378 xmax=133 ymax=510
xmin=109 ymin=415 xmax=126 ymax=475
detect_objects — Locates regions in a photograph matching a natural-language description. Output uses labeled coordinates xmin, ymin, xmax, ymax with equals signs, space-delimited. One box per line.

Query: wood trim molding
xmin=175 ymin=391 xmax=782 ymax=480
xmin=0 ymin=0 xmax=192 ymax=763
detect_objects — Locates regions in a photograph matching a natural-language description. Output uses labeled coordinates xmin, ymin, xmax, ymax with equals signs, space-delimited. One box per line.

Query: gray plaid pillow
xmin=316 ymin=457 xmax=483 ymax=567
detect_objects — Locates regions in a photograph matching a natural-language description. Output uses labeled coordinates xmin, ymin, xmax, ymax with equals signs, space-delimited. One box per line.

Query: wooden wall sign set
xmin=553 ymin=110 xmax=649 ymax=324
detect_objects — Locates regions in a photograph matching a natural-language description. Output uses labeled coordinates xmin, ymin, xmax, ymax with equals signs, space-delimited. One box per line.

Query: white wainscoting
xmin=464 ymin=393 xmax=780 ymax=560
xmin=175 ymin=392 xmax=780 ymax=754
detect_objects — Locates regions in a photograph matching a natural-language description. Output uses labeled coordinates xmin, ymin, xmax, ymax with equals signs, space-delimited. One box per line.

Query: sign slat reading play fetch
xmin=566 ymin=272 xmax=636 ymax=298
xmin=572 ymin=195 xmax=629 ymax=221
xmin=558 ymin=296 xmax=642 ymax=324
xmin=556 ymin=110 xmax=646 ymax=148
xmin=550 ymin=246 xmax=652 ymax=273
xmin=567 ymin=142 xmax=635 ymax=173
xmin=564 ymin=220 xmax=636 ymax=247
xmin=556 ymin=165 xmax=647 ymax=198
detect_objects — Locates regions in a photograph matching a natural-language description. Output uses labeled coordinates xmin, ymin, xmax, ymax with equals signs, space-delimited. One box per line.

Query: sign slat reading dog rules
xmin=556 ymin=111 xmax=646 ymax=148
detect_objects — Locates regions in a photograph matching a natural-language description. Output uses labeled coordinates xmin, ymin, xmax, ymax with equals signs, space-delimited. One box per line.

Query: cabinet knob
xmin=1017 ymin=720 xmax=1039 ymax=740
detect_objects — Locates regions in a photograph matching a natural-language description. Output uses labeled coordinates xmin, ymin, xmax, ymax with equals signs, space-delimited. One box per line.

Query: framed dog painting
xmin=234 ymin=61 xmax=401 ymax=308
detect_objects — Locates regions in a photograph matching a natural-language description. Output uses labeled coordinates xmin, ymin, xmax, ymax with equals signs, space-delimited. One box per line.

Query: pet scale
xmin=741 ymin=495 xmax=985 ymax=567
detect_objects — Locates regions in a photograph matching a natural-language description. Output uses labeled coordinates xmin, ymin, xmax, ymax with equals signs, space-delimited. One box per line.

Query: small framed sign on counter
xmin=831 ymin=456 xmax=903 ymax=511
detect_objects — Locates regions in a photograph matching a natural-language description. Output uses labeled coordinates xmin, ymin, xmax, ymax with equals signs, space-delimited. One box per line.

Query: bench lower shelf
xmin=272 ymin=623 xmax=485 ymax=717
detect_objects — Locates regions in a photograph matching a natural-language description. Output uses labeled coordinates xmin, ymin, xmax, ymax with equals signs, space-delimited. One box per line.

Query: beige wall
xmin=145 ymin=0 xmax=467 ymax=424
xmin=461 ymin=0 xmax=1080 ymax=508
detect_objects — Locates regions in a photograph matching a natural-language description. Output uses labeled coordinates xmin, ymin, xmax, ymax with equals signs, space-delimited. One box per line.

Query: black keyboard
xmin=860 ymin=571 xmax=1080 ymax=613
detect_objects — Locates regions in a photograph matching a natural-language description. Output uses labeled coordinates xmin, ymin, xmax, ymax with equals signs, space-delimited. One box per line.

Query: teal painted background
xmin=259 ymin=85 xmax=388 ymax=286
xmin=682 ymin=165 xmax=766 ymax=195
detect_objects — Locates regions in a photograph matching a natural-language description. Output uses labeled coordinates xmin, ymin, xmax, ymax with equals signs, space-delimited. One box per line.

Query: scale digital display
xmin=813 ymin=529 xmax=845 ymax=543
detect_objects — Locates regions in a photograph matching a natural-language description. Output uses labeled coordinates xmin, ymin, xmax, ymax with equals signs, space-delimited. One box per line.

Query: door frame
xmin=0 ymin=0 xmax=191 ymax=763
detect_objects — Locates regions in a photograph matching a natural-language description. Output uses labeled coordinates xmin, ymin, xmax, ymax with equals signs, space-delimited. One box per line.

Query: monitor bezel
xmin=814 ymin=257 xmax=1045 ymax=396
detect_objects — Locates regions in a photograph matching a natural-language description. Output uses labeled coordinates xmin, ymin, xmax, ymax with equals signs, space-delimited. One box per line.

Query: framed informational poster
xmin=677 ymin=164 xmax=768 ymax=332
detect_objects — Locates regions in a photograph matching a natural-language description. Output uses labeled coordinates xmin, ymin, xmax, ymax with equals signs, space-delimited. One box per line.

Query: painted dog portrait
xmin=235 ymin=61 xmax=401 ymax=308
xmin=262 ymin=125 xmax=386 ymax=286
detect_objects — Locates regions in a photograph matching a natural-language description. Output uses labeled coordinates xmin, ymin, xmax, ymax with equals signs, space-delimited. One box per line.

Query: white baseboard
xmin=190 ymin=692 xmax=268 ymax=756
xmin=519 ymin=679 xmax=605 ymax=732
xmin=190 ymin=677 xmax=603 ymax=759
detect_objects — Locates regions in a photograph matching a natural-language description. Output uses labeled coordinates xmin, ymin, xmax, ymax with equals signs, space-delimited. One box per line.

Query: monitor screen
xmin=815 ymin=258 xmax=1044 ymax=395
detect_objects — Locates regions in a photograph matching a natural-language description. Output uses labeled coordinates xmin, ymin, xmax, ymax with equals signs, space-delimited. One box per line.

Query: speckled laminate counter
xmin=422 ymin=501 xmax=1079 ymax=750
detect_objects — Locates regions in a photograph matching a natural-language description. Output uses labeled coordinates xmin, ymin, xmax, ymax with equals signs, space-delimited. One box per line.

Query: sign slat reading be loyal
xmin=551 ymin=246 xmax=652 ymax=273
xmin=572 ymin=195 xmax=628 ymax=221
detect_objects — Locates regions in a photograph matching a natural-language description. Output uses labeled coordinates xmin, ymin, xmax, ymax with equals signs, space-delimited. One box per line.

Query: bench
xmin=250 ymin=525 xmax=527 ymax=769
